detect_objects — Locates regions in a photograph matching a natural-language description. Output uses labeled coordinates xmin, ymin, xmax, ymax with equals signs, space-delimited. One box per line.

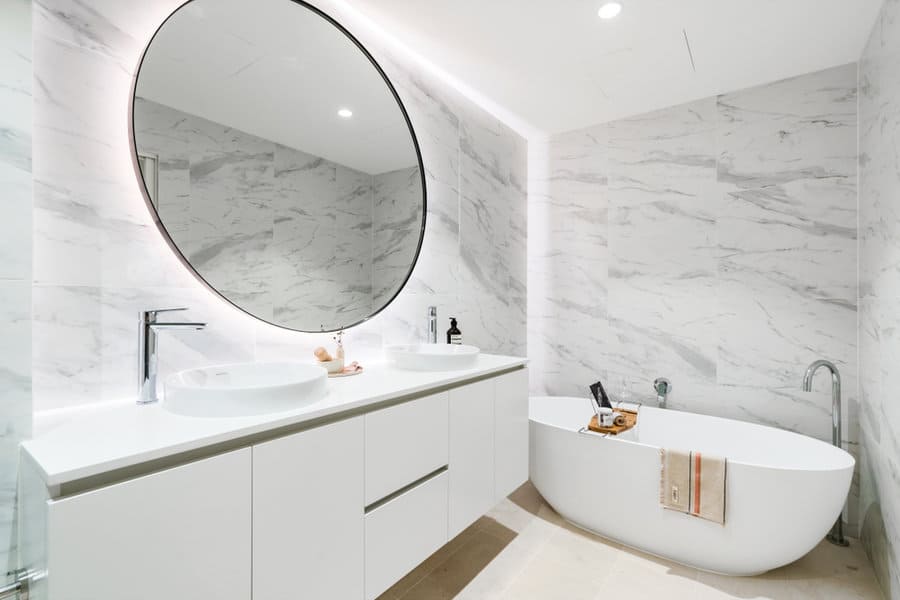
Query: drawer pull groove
xmin=364 ymin=465 xmax=449 ymax=514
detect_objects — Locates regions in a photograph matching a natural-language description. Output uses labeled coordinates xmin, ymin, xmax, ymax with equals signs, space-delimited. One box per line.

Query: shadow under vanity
xmin=14 ymin=1 xmax=530 ymax=598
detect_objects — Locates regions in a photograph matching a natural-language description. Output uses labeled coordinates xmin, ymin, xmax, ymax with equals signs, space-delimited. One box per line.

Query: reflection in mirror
xmin=132 ymin=0 xmax=425 ymax=332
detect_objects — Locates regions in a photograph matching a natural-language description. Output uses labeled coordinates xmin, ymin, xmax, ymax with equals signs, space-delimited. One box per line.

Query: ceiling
xmin=344 ymin=0 xmax=883 ymax=136
xmin=137 ymin=0 xmax=418 ymax=175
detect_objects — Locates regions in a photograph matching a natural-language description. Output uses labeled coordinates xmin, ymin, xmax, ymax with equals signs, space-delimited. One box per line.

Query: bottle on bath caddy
xmin=446 ymin=318 xmax=462 ymax=345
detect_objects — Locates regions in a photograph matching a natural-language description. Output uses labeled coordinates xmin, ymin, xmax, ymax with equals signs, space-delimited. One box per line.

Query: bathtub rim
xmin=529 ymin=395 xmax=856 ymax=474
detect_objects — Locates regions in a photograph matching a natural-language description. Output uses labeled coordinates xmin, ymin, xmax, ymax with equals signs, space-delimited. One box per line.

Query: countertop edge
xmin=23 ymin=356 xmax=529 ymax=489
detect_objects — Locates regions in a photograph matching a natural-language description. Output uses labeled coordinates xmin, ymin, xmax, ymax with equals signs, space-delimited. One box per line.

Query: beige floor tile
xmin=380 ymin=518 xmax=506 ymax=599
xmin=382 ymin=484 xmax=883 ymax=600
xmin=455 ymin=517 xmax=559 ymax=599
xmin=537 ymin=525 xmax=622 ymax=576
xmin=401 ymin=531 xmax=512 ymax=600
xmin=498 ymin=553 xmax=607 ymax=600
xmin=600 ymin=542 xmax=701 ymax=600
xmin=777 ymin=539 xmax=878 ymax=582
xmin=696 ymin=569 xmax=800 ymax=599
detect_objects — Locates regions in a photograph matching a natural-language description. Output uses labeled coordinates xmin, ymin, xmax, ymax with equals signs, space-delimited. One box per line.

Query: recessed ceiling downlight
xmin=337 ymin=108 xmax=353 ymax=118
xmin=598 ymin=2 xmax=623 ymax=19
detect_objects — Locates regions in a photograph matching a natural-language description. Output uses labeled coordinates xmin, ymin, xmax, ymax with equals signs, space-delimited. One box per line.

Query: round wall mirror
xmin=131 ymin=0 xmax=425 ymax=332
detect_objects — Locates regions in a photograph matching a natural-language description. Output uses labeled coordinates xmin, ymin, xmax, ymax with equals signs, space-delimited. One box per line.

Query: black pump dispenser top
xmin=447 ymin=318 xmax=462 ymax=345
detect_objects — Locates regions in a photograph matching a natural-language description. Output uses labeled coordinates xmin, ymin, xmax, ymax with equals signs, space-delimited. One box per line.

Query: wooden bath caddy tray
xmin=588 ymin=408 xmax=639 ymax=435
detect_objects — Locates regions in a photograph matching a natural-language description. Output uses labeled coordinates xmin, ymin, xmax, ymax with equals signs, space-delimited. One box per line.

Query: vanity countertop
xmin=22 ymin=354 xmax=527 ymax=489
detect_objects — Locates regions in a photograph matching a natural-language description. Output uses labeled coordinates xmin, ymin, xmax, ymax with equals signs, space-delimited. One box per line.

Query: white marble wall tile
xmin=33 ymin=284 xmax=257 ymax=411
xmin=718 ymin=182 xmax=858 ymax=303
xmin=859 ymin=46 xmax=900 ymax=304
xmin=0 ymin=282 xmax=32 ymax=576
xmin=32 ymin=32 xmax=189 ymax=289
xmin=605 ymin=100 xmax=718 ymax=391
xmin=531 ymin=125 xmax=610 ymax=395
xmin=607 ymin=98 xmax=717 ymax=203
xmin=718 ymin=64 xmax=858 ymax=190
xmin=374 ymin=53 xmax=461 ymax=301
xmin=607 ymin=198 xmax=717 ymax=384
xmin=0 ymin=0 xmax=31 ymax=578
xmin=0 ymin=0 xmax=33 ymax=283
xmin=456 ymin=109 xmax=518 ymax=354
xmin=527 ymin=141 xmax=553 ymax=394
xmin=859 ymin=1 xmax=900 ymax=594
xmin=716 ymin=271 xmax=857 ymax=386
xmin=714 ymin=66 xmax=860 ymax=503
xmin=459 ymin=117 xmax=514 ymax=303
xmin=547 ymin=124 xmax=609 ymax=207
xmin=376 ymin=291 xmax=456 ymax=347
xmin=33 ymin=0 xmax=170 ymax=66
xmin=507 ymin=134 xmax=529 ymax=356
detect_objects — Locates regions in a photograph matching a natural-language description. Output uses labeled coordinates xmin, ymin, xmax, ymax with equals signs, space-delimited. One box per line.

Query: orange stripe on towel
xmin=693 ymin=452 xmax=702 ymax=516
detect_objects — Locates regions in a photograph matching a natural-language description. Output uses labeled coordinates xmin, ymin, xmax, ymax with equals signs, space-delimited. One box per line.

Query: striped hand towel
xmin=660 ymin=449 xmax=727 ymax=524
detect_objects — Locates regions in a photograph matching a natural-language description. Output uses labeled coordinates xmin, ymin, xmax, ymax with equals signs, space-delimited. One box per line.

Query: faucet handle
xmin=653 ymin=377 xmax=672 ymax=395
xmin=142 ymin=307 xmax=188 ymax=323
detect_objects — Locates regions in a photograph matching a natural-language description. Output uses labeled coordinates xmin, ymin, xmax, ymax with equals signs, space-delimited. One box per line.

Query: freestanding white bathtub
xmin=530 ymin=396 xmax=855 ymax=575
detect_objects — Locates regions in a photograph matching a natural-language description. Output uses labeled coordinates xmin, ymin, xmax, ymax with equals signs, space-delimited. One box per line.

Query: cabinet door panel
xmin=47 ymin=449 xmax=251 ymax=600
xmin=494 ymin=368 xmax=529 ymax=501
xmin=448 ymin=378 xmax=495 ymax=538
xmin=253 ymin=417 xmax=364 ymax=600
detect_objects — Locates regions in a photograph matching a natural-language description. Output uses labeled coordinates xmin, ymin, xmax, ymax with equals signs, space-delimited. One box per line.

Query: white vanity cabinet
xmin=253 ymin=417 xmax=365 ymax=600
xmin=45 ymin=449 xmax=252 ymax=600
xmin=27 ymin=363 xmax=529 ymax=600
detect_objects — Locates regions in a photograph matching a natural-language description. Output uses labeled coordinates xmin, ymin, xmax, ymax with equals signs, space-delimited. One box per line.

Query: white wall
xmin=30 ymin=0 xmax=527 ymax=416
xmin=859 ymin=0 xmax=900 ymax=596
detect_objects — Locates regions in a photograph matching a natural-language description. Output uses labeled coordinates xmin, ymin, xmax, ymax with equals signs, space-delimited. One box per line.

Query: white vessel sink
xmin=164 ymin=362 xmax=328 ymax=417
xmin=385 ymin=344 xmax=480 ymax=371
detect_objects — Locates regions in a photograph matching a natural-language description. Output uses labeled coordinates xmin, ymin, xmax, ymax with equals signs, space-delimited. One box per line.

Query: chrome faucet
xmin=653 ymin=377 xmax=671 ymax=409
xmin=426 ymin=306 xmax=437 ymax=343
xmin=802 ymin=359 xmax=848 ymax=547
xmin=139 ymin=308 xmax=206 ymax=404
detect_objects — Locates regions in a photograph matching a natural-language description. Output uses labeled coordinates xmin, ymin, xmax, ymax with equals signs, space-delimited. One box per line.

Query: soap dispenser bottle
xmin=334 ymin=330 xmax=345 ymax=364
xmin=447 ymin=318 xmax=462 ymax=345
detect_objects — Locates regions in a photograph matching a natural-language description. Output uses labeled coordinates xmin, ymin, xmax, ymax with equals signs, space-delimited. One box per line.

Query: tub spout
xmin=802 ymin=359 xmax=848 ymax=547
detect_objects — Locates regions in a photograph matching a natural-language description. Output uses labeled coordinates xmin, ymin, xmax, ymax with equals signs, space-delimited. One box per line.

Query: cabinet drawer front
xmin=364 ymin=471 xmax=449 ymax=600
xmin=365 ymin=391 xmax=449 ymax=505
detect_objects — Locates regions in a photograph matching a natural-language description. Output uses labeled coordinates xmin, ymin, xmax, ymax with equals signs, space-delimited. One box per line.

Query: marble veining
xmin=134 ymin=98 xmax=403 ymax=331
xmin=529 ymin=64 xmax=860 ymax=533
xmin=860 ymin=0 xmax=900 ymax=597
xmin=0 ymin=0 xmax=32 ymax=579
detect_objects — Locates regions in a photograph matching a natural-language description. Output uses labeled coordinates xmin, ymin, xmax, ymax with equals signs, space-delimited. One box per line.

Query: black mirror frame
xmin=128 ymin=0 xmax=427 ymax=333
